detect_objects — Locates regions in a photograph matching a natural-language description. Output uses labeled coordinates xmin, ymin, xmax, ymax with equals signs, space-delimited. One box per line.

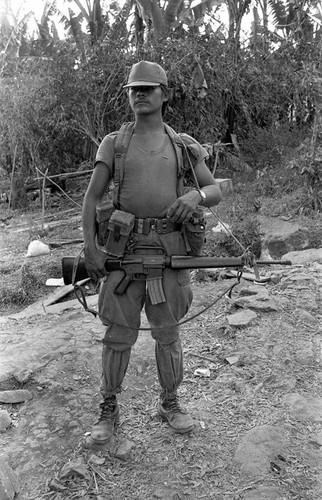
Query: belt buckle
xmin=149 ymin=218 xmax=156 ymax=231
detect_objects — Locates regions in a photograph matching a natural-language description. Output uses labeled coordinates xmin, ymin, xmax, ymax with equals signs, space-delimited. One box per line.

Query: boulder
xmin=259 ymin=216 xmax=310 ymax=259
xmin=282 ymin=248 xmax=322 ymax=265
xmin=234 ymin=425 xmax=287 ymax=476
xmin=0 ymin=459 xmax=19 ymax=500
xmin=0 ymin=390 xmax=32 ymax=404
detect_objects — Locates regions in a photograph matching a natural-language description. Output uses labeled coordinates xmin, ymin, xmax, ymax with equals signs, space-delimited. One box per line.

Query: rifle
xmin=62 ymin=246 xmax=292 ymax=305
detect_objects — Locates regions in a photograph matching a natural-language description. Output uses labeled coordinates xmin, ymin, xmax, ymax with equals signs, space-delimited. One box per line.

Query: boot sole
xmin=159 ymin=413 xmax=194 ymax=433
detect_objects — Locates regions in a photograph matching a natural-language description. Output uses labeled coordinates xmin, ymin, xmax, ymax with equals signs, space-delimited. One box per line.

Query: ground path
xmin=1 ymin=255 xmax=322 ymax=499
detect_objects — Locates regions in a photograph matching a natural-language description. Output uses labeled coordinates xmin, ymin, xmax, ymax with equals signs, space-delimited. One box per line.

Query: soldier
xmin=82 ymin=61 xmax=222 ymax=443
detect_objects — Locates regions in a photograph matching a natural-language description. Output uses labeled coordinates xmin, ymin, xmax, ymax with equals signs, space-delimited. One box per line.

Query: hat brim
xmin=123 ymin=81 xmax=161 ymax=88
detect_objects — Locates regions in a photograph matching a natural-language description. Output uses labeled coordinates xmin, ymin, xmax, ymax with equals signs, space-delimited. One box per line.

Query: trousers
xmin=97 ymin=230 xmax=193 ymax=398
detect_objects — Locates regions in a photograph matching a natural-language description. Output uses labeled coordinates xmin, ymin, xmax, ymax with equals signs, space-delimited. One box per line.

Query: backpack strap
xmin=164 ymin=123 xmax=201 ymax=193
xmin=164 ymin=123 xmax=186 ymax=197
xmin=113 ymin=122 xmax=135 ymax=208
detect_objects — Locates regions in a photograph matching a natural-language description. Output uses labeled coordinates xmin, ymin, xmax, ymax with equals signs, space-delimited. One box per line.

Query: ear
xmin=161 ymin=86 xmax=170 ymax=103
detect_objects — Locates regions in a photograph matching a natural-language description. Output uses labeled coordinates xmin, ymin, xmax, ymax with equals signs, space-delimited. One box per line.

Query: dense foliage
xmin=0 ymin=0 xmax=321 ymax=210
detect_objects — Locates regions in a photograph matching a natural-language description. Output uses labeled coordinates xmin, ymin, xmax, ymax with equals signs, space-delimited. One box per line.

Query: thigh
xmin=99 ymin=271 xmax=146 ymax=349
xmin=145 ymin=267 xmax=193 ymax=343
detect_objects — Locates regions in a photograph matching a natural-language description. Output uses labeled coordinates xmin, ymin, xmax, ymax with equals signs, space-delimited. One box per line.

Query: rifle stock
xmin=62 ymin=255 xmax=292 ymax=286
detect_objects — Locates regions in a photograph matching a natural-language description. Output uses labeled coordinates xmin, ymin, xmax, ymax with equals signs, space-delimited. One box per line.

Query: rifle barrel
xmin=169 ymin=256 xmax=244 ymax=269
xmin=169 ymin=256 xmax=292 ymax=269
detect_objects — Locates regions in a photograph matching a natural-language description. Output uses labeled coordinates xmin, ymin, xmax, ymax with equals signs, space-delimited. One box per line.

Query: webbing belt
xmin=133 ymin=218 xmax=181 ymax=235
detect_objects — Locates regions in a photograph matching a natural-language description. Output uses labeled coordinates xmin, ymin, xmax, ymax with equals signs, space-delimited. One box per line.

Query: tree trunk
xmin=11 ymin=173 xmax=28 ymax=209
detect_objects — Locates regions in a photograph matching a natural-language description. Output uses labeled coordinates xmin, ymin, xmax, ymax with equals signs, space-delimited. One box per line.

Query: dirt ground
xmin=0 ymin=202 xmax=322 ymax=500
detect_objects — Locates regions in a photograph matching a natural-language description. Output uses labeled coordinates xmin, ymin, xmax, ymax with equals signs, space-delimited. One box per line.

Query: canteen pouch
xmin=182 ymin=208 xmax=206 ymax=256
xmin=96 ymin=200 xmax=115 ymax=247
xmin=105 ymin=210 xmax=135 ymax=258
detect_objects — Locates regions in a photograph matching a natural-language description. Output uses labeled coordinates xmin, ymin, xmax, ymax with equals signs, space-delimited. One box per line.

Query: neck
xmin=134 ymin=114 xmax=165 ymax=134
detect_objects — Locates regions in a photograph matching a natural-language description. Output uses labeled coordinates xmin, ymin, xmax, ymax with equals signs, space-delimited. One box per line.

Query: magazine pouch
xmin=105 ymin=210 xmax=135 ymax=258
xmin=96 ymin=200 xmax=115 ymax=247
xmin=182 ymin=208 xmax=206 ymax=256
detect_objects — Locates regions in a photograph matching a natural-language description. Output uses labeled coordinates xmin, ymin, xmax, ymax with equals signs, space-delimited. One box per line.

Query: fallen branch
xmin=34 ymin=166 xmax=82 ymax=208
xmin=49 ymin=239 xmax=83 ymax=248
xmin=25 ymin=169 xmax=93 ymax=191
xmin=188 ymin=352 xmax=218 ymax=363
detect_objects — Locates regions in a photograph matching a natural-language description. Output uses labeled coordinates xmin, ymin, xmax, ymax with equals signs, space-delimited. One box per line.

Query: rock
xmin=59 ymin=460 xmax=90 ymax=481
xmin=238 ymin=285 xmax=270 ymax=297
xmin=0 ymin=458 xmax=20 ymax=500
xmin=88 ymin=454 xmax=105 ymax=466
xmin=26 ymin=240 xmax=50 ymax=257
xmin=294 ymin=340 xmax=314 ymax=363
xmin=48 ymin=478 xmax=67 ymax=492
xmin=226 ymin=309 xmax=257 ymax=326
xmin=283 ymin=393 xmax=322 ymax=422
xmin=0 ymin=410 xmax=12 ymax=431
xmin=282 ymin=248 xmax=322 ymax=265
xmin=260 ymin=216 xmax=310 ymax=259
xmin=13 ymin=369 xmax=33 ymax=384
xmin=153 ymin=488 xmax=180 ymax=499
xmin=233 ymin=294 xmax=278 ymax=312
xmin=0 ymin=390 xmax=33 ymax=404
xmin=299 ymin=311 xmax=318 ymax=323
xmin=225 ymin=355 xmax=239 ymax=365
xmin=243 ymin=485 xmax=283 ymax=500
xmin=234 ymin=425 xmax=287 ymax=476
xmin=114 ymin=439 xmax=135 ymax=461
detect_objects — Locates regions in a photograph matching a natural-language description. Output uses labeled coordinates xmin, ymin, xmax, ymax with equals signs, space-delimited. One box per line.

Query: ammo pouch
xmin=182 ymin=208 xmax=206 ymax=256
xmin=96 ymin=200 xmax=115 ymax=247
xmin=96 ymin=201 xmax=135 ymax=258
xmin=105 ymin=210 xmax=135 ymax=257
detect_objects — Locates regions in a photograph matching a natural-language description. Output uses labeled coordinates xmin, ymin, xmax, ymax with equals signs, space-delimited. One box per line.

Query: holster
xmin=182 ymin=208 xmax=206 ymax=256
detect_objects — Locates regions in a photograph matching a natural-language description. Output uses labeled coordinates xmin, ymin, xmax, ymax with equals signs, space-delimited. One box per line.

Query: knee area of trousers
xmin=151 ymin=328 xmax=179 ymax=344
xmin=102 ymin=340 xmax=133 ymax=352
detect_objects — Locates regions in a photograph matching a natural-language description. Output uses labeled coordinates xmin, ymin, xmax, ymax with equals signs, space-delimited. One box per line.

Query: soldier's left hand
xmin=167 ymin=191 xmax=200 ymax=223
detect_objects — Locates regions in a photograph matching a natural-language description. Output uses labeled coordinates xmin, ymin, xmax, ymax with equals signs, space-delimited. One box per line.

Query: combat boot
xmin=91 ymin=396 xmax=119 ymax=443
xmin=158 ymin=394 xmax=194 ymax=434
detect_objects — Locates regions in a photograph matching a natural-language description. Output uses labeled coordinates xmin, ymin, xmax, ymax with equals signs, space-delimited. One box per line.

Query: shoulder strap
xmin=164 ymin=124 xmax=187 ymax=197
xmin=164 ymin=124 xmax=201 ymax=190
xmin=113 ymin=122 xmax=135 ymax=208
xmin=163 ymin=124 xmax=184 ymax=175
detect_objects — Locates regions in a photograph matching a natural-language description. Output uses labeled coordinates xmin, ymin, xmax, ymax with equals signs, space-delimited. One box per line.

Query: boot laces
xmin=99 ymin=397 xmax=116 ymax=421
xmin=164 ymin=396 xmax=183 ymax=414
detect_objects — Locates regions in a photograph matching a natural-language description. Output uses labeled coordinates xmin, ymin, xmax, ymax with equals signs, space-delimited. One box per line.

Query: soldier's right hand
xmin=84 ymin=248 xmax=107 ymax=280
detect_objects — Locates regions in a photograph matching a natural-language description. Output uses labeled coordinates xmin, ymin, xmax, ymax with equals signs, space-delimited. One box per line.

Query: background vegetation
xmin=0 ymin=0 xmax=321 ymax=213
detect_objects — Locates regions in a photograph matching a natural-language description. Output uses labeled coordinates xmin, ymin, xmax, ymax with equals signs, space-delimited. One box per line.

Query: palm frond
xmin=268 ymin=0 xmax=287 ymax=29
